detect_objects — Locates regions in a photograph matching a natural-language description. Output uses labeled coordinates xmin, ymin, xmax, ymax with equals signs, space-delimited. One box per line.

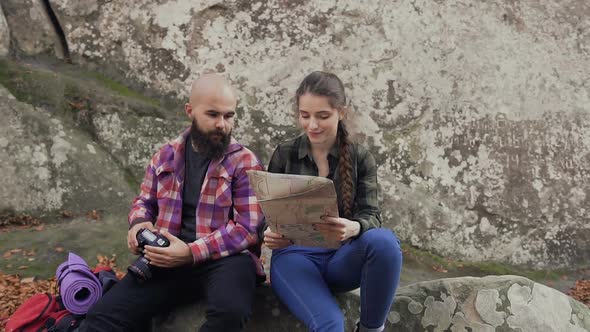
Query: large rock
xmin=2 ymin=0 xmax=590 ymax=268
xmin=392 ymin=275 xmax=590 ymax=332
xmin=90 ymin=106 xmax=186 ymax=180
xmin=153 ymin=275 xmax=590 ymax=331
xmin=0 ymin=84 xmax=134 ymax=213
xmin=0 ymin=0 xmax=63 ymax=57
xmin=39 ymin=0 xmax=590 ymax=269
xmin=0 ymin=4 xmax=9 ymax=56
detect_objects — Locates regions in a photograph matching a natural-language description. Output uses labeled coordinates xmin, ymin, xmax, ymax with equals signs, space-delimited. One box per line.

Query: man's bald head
xmin=189 ymin=73 xmax=237 ymax=107
xmin=184 ymin=73 xmax=238 ymax=158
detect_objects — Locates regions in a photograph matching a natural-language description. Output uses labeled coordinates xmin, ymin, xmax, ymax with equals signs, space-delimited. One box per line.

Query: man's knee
xmin=207 ymin=292 xmax=254 ymax=321
xmin=201 ymin=307 xmax=251 ymax=331
xmin=207 ymin=308 xmax=250 ymax=322
xmin=82 ymin=304 xmax=126 ymax=332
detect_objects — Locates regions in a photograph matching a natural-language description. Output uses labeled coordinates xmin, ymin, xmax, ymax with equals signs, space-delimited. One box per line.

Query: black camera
xmin=127 ymin=228 xmax=170 ymax=280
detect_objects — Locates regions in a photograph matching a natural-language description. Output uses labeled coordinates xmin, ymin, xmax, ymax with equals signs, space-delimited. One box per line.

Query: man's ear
xmin=184 ymin=103 xmax=192 ymax=117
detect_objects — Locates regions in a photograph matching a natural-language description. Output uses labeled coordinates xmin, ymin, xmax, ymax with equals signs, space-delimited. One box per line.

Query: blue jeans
xmin=270 ymin=228 xmax=402 ymax=332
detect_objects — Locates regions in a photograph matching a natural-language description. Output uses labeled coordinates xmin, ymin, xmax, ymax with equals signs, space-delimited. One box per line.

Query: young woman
xmin=264 ymin=71 xmax=403 ymax=332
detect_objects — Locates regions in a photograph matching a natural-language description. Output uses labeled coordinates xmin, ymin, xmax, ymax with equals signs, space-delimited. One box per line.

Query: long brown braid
xmin=295 ymin=71 xmax=354 ymax=217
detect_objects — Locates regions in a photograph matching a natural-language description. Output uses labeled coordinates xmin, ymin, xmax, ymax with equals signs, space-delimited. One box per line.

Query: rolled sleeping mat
xmin=56 ymin=252 xmax=103 ymax=315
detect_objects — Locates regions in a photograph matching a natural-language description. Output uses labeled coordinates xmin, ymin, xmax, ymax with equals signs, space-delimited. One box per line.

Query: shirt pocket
xmin=209 ymin=175 xmax=233 ymax=226
xmin=155 ymin=163 xmax=175 ymax=199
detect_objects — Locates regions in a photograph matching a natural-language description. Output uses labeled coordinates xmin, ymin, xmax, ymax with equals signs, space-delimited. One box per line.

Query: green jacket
xmin=268 ymin=134 xmax=382 ymax=236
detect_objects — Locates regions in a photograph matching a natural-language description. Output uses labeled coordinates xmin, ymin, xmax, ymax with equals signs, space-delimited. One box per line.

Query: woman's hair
xmin=295 ymin=71 xmax=354 ymax=217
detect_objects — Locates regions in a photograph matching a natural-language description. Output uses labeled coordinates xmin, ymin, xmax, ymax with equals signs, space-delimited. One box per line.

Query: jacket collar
xmin=297 ymin=134 xmax=339 ymax=160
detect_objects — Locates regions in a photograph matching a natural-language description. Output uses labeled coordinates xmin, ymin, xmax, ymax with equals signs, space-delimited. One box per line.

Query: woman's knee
xmin=361 ymin=228 xmax=400 ymax=248
xmin=360 ymin=228 xmax=402 ymax=260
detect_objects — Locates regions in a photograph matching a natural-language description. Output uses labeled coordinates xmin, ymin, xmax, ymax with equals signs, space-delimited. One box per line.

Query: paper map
xmin=246 ymin=170 xmax=341 ymax=248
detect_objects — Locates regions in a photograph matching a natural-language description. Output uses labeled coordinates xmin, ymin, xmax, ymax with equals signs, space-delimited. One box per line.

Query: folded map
xmin=246 ymin=170 xmax=341 ymax=248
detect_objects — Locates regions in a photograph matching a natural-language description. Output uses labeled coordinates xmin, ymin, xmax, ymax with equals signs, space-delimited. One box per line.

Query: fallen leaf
xmin=54 ymin=247 xmax=65 ymax=253
xmin=17 ymin=266 xmax=28 ymax=270
xmin=27 ymin=258 xmax=35 ymax=262
xmin=87 ymin=210 xmax=100 ymax=221
xmin=20 ymin=277 xmax=35 ymax=283
xmin=432 ymin=265 xmax=448 ymax=273
xmin=560 ymin=275 xmax=568 ymax=281
xmin=3 ymin=251 xmax=12 ymax=259
xmin=0 ymin=272 xmax=55 ymax=321
xmin=10 ymin=249 xmax=22 ymax=254
xmin=569 ymin=279 xmax=590 ymax=307
xmin=68 ymin=101 xmax=85 ymax=111
xmin=34 ymin=225 xmax=45 ymax=231
xmin=61 ymin=210 xmax=74 ymax=218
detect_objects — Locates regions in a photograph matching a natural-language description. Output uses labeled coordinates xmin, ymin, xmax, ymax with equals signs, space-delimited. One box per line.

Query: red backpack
xmin=5 ymin=293 xmax=81 ymax=332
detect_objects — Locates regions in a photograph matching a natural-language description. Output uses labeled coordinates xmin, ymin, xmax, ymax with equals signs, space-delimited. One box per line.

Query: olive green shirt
xmin=268 ymin=135 xmax=382 ymax=236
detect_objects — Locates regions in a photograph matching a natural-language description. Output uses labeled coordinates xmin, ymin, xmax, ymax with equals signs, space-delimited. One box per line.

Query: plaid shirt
xmin=128 ymin=128 xmax=265 ymax=276
xmin=268 ymin=134 xmax=382 ymax=236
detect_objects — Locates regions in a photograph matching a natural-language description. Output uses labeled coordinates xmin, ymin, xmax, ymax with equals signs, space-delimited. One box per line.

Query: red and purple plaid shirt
xmin=128 ymin=128 xmax=265 ymax=276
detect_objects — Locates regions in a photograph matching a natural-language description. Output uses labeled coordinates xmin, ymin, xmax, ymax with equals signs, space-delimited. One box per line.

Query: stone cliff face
xmin=1 ymin=0 xmax=589 ymax=268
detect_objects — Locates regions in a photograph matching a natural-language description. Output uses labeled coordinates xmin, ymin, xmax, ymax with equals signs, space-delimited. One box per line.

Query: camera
xmin=127 ymin=228 xmax=170 ymax=280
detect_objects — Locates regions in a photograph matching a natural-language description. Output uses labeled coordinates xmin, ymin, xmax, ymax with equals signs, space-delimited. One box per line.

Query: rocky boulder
xmin=34 ymin=0 xmax=590 ymax=269
xmin=153 ymin=275 xmax=590 ymax=331
xmin=0 ymin=5 xmax=9 ymax=56
xmin=0 ymin=57 xmax=196 ymax=214
xmin=392 ymin=275 xmax=590 ymax=332
xmin=0 ymin=82 xmax=135 ymax=214
xmin=0 ymin=0 xmax=64 ymax=57
xmin=1 ymin=0 xmax=590 ymax=268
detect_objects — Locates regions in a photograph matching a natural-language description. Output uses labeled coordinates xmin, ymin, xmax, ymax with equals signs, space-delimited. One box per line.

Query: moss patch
xmin=0 ymin=58 xmax=65 ymax=108
xmin=402 ymin=243 xmax=567 ymax=283
xmin=0 ymin=58 xmax=161 ymax=112
xmin=85 ymin=71 xmax=160 ymax=107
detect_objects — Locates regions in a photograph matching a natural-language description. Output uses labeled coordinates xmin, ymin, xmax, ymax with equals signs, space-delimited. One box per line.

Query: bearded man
xmin=82 ymin=74 xmax=265 ymax=332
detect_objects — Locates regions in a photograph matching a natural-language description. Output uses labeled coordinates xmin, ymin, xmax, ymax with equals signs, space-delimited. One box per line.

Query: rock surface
xmin=1 ymin=0 xmax=589 ymax=268
xmin=0 ymin=4 xmax=9 ymax=56
xmin=0 ymin=0 xmax=62 ymax=57
xmin=153 ymin=275 xmax=590 ymax=332
xmin=0 ymin=83 xmax=135 ymax=213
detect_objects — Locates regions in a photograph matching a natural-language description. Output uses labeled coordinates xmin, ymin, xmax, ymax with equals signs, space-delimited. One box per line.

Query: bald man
xmin=82 ymin=74 xmax=265 ymax=332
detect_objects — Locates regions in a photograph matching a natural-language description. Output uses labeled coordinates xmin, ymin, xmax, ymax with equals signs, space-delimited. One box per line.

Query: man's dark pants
xmin=81 ymin=254 xmax=257 ymax=332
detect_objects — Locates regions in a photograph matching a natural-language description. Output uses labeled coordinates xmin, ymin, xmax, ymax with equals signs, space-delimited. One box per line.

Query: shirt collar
xmin=297 ymin=134 xmax=339 ymax=160
xmin=173 ymin=127 xmax=242 ymax=158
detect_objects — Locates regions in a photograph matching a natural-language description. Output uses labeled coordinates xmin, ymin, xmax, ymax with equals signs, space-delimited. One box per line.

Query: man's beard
xmin=189 ymin=119 xmax=231 ymax=160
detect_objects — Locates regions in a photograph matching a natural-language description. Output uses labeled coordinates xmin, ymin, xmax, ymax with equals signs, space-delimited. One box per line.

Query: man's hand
xmin=128 ymin=221 xmax=156 ymax=255
xmin=314 ymin=216 xmax=360 ymax=242
xmin=143 ymin=230 xmax=193 ymax=268
xmin=263 ymin=227 xmax=293 ymax=250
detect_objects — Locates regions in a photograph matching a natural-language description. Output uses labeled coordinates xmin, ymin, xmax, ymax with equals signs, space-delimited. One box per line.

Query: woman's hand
xmin=263 ymin=227 xmax=293 ymax=250
xmin=315 ymin=216 xmax=360 ymax=242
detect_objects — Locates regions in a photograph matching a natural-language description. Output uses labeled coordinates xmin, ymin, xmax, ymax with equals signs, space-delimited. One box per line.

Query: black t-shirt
xmin=180 ymin=137 xmax=211 ymax=243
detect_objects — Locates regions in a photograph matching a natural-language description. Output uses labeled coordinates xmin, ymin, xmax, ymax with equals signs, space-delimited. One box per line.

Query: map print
xmin=246 ymin=170 xmax=341 ymax=248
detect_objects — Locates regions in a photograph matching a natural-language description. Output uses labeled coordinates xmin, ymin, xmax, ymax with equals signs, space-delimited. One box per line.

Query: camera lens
xmin=128 ymin=256 xmax=152 ymax=280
